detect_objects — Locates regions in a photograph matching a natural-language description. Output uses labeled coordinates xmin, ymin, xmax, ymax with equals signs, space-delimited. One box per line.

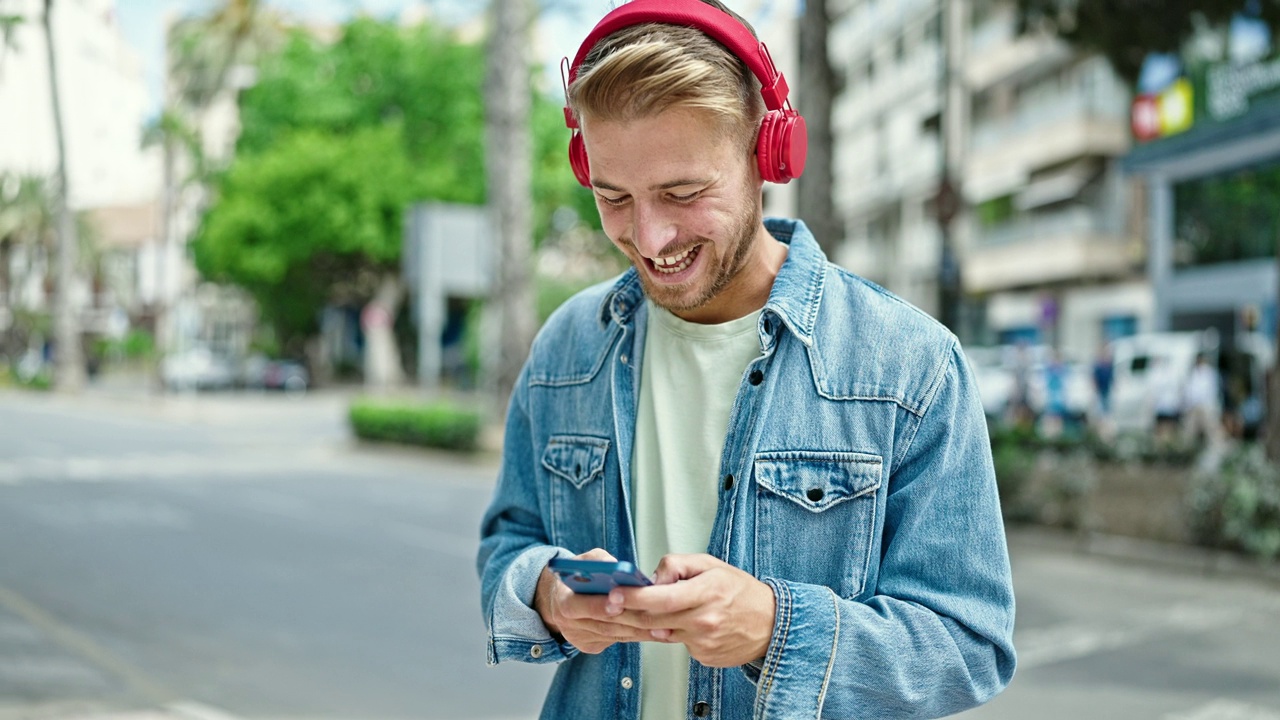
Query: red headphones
xmin=562 ymin=0 xmax=808 ymax=187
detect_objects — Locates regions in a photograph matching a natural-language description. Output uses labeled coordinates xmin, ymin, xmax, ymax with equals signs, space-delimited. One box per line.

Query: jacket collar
xmin=598 ymin=217 xmax=826 ymax=346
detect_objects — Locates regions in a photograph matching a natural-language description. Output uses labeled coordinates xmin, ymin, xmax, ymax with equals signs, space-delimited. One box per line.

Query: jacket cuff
xmin=486 ymin=544 xmax=578 ymax=666
xmin=753 ymin=578 xmax=840 ymax=720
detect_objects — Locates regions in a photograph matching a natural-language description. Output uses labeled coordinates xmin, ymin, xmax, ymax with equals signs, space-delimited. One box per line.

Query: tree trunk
xmin=484 ymin=0 xmax=537 ymax=409
xmin=42 ymin=0 xmax=84 ymax=392
xmin=1268 ymin=234 xmax=1280 ymax=464
xmin=361 ymin=273 xmax=405 ymax=390
xmin=796 ymin=0 xmax=841 ymax=257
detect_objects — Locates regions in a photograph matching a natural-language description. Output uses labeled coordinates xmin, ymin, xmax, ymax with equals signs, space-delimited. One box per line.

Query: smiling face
xmin=582 ymin=106 xmax=783 ymax=324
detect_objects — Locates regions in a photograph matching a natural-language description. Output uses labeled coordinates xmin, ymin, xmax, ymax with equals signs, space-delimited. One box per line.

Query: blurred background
xmin=1 ymin=0 xmax=1278 ymax=718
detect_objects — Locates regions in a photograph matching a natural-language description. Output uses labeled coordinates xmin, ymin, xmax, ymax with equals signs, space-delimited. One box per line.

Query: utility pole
xmin=42 ymin=0 xmax=84 ymax=392
xmin=935 ymin=0 xmax=963 ymax=337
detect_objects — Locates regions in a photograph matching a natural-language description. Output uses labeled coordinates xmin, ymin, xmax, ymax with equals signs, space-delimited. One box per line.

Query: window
xmin=1174 ymin=161 xmax=1280 ymax=268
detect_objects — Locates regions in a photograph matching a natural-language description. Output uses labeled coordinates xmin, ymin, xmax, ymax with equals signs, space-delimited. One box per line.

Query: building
xmin=0 ymin=0 xmax=160 ymax=340
xmin=831 ymin=0 xmax=947 ymax=317
xmin=960 ymin=0 xmax=1146 ymax=356
xmin=828 ymin=0 xmax=1148 ymax=358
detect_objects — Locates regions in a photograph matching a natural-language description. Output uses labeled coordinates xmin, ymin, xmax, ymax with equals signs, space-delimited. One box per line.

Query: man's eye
xmin=669 ymin=191 xmax=700 ymax=203
xmin=598 ymin=195 xmax=629 ymax=207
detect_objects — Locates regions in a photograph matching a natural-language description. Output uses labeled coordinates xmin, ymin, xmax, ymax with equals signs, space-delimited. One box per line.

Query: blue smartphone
xmin=549 ymin=558 xmax=653 ymax=594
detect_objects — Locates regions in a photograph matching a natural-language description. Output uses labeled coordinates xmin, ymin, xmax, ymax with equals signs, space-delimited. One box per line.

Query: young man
xmin=477 ymin=1 xmax=1016 ymax=717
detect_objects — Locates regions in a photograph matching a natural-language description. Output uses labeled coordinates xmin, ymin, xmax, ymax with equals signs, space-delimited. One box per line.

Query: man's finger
xmin=577 ymin=548 xmax=618 ymax=561
xmin=652 ymin=553 xmax=724 ymax=584
xmin=607 ymin=581 xmax=705 ymax=617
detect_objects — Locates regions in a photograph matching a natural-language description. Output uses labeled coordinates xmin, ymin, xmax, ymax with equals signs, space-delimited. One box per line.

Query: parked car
xmin=242 ymin=355 xmax=309 ymax=393
xmin=966 ymin=345 xmax=1095 ymax=423
xmin=161 ymin=347 xmax=237 ymax=391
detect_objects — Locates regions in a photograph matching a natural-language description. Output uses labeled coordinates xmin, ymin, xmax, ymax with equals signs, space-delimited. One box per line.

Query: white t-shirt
xmin=632 ymin=300 xmax=763 ymax=720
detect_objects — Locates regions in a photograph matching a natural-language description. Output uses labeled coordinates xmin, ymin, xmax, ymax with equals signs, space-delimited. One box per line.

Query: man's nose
xmin=631 ymin=201 xmax=678 ymax=258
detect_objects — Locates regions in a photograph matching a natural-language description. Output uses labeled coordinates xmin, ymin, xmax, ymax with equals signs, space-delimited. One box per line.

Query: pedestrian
xmin=1092 ymin=343 xmax=1114 ymax=416
xmin=476 ymin=1 xmax=1016 ymax=718
xmin=1182 ymin=353 xmax=1222 ymax=448
xmin=1149 ymin=355 xmax=1182 ymax=445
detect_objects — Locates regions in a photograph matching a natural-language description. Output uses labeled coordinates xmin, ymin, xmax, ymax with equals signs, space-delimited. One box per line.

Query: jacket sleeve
xmin=477 ymin=363 xmax=579 ymax=666
xmin=750 ymin=339 xmax=1017 ymax=719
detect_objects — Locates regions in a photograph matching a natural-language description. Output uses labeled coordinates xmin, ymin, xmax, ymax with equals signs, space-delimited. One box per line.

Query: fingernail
xmin=605 ymin=603 xmax=621 ymax=616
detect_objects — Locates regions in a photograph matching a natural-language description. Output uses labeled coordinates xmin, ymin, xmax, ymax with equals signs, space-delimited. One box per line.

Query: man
xmin=477 ymin=1 xmax=1016 ymax=717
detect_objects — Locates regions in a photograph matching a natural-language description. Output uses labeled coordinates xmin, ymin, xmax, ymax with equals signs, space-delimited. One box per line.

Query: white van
xmin=1108 ymin=331 xmax=1219 ymax=432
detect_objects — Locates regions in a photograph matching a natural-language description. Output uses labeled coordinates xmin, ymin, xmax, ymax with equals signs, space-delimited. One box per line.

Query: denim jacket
xmin=477 ymin=218 xmax=1016 ymax=719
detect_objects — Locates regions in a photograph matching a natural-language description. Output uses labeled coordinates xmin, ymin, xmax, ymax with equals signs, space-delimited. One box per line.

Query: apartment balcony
xmin=834 ymin=0 xmax=941 ymax=63
xmin=963 ymin=207 xmax=1141 ymax=292
xmin=965 ymin=90 xmax=1130 ymax=202
xmin=965 ymin=10 xmax=1072 ymax=91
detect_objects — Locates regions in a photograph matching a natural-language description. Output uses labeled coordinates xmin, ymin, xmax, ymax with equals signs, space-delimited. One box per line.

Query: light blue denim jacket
xmin=477 ymin=218 xmax=1016 ymax=719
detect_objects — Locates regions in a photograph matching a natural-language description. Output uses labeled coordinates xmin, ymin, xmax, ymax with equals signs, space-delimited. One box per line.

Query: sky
xmin=112 ymin=0 xmax=610 ymax=116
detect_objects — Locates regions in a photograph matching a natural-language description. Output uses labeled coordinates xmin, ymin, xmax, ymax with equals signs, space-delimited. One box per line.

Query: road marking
xmin=0 ymin=451 xmax=334 ymax=485
xmin=0 ymin=584 xmax=172 ymax=704
xmin=168 ymin=702 xmax=247 ymax=720
xmin=1164 ymin=699 xmax=1280 ymax=720
xmin=1016 ymin=603 xmax=1243 ymax=670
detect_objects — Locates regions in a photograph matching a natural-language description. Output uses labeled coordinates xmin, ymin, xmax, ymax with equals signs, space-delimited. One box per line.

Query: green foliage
xmin=1014 ymin=0 xmax=1275 ymax=83
xmin=193 ymin=125 xmax=415 ymax=346
xmin=1174 ymin=164 xmax=1280 ymax=268
xmin=976 ymin=194 xmax=1015 ymax=228
xmin=1188 ymin=445 xmax=1280 ymax=560
xmin=196 ymin=16 xmax=599 ymax=351
xmin=94 ymin=330 xmax=156 ymax=362
xmin=348 ymin=398 xmax=482 ymax=452
xmin=238 ymin=20 xmax=485 ymax=204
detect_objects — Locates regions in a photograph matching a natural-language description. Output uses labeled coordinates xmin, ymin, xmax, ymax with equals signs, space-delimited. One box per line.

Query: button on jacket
xmin=477 ymin=218 xmax=1017 ymax=719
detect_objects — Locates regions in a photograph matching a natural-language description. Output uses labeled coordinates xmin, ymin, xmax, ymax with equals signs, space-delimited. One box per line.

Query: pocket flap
xmin=542 ymin=435 xmax=610 ymax=489
xmin=755 ymin=451 xmax=883 ymax=512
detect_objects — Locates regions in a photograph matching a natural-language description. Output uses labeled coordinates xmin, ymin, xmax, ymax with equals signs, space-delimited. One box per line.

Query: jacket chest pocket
xmin=753 ymin=451 xmax=883 ymax=598
xmin=542 ymin=435 xmax=610 ymax=552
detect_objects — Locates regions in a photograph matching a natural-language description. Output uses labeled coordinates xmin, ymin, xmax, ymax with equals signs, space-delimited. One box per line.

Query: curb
xmin=1008 ymin=525 xmax=1280 ymax=586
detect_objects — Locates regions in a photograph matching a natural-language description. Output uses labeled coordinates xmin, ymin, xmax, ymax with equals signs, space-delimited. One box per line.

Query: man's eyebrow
xmin=591 ymin=179 xmax=710 ymax=192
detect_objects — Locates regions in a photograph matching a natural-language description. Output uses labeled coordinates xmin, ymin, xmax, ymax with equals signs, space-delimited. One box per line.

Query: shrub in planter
xmin=349 ymin=399 xmax=483 ymax=452
xmin=1187 ymin=445 xmax=1280 ymax=560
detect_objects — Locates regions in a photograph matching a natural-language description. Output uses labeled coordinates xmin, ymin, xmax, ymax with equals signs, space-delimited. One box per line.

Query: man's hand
xmin=533 ymin=548 xmax=655 ymax=655
xmin=603 ymin=554 xmax=776 ymax=668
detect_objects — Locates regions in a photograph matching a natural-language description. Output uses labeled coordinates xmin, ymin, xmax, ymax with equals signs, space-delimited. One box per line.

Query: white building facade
xmin=829 ymin=0 xmax=1152 ymax=359
xmin=0 ymin=0 xmax=161 ymax=337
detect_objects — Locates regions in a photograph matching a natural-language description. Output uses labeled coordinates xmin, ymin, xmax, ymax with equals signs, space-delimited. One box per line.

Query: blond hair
xmin=567 ymin=1 xmax=764 ymax=149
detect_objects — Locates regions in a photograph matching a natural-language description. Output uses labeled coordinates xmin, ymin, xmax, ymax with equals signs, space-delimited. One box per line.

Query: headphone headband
xmin=561 ymin=0 xmax=807 ymax=186
xmin=564 ymin=0 xmax=790 ymax=129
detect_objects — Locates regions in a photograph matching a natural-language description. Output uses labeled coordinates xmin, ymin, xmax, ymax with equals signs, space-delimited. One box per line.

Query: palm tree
xmin=0 ymin=173 xmax=54 ymax=358
xmin=42 ymin=0 xmax=84 ymax=391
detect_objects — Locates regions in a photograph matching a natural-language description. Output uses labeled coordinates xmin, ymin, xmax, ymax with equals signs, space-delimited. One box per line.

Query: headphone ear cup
xmin=755 ymin=112 xmax=781 ymax=184
xmin=756 ymin=110 xmax=807 ymax=184
xmin=568 ymin=131 xmax=591 ymax=188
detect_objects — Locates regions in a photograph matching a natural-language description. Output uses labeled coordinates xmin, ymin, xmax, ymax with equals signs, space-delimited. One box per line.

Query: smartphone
xmin=549 ymin=558 xmax=653 ymax=595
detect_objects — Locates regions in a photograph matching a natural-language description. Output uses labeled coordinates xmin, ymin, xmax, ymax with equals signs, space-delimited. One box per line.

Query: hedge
xmin=348 ymin=399 xmax=483 ymax=452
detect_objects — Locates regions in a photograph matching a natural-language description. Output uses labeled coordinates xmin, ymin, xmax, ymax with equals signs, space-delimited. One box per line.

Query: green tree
xmin=192 ymin=125 xmax=414 ymax=356
xmin=1014 ymin=0 xmax=1280 ymax=83
xmin=194 ymin=16 xmax=594 ymax=385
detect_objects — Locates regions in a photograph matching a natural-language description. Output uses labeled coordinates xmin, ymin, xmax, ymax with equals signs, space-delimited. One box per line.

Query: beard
xmin=629 ymin=194 xmax=762 ymax=317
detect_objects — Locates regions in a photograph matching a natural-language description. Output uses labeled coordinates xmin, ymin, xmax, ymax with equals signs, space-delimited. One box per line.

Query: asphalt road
xmin=1 ymin=387 xmax=1279 ymax=720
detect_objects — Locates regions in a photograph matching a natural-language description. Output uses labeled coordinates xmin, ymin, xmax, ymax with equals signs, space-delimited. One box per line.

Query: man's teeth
xmin=651 ymin=247 xmax=698 ymax=274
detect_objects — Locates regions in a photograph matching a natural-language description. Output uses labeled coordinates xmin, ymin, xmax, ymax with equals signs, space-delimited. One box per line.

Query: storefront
xmin=1124 ymin=33 xmax=1280 ymax=348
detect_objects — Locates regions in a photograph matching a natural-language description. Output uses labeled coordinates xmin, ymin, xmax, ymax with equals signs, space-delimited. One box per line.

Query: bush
xmin=1187 ymin=445 xmax=1280 ymax=560
xmin=348 ymin=399 xmax=483 ymax=452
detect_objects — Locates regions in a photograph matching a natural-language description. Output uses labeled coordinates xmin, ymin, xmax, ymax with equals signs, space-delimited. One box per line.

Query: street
xmin=1 ymin=389 xmax=1279 ymax=719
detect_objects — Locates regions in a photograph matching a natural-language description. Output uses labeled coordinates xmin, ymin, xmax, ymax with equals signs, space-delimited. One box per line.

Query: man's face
xmin=580 ymin=106 xmax=767 ymax=323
